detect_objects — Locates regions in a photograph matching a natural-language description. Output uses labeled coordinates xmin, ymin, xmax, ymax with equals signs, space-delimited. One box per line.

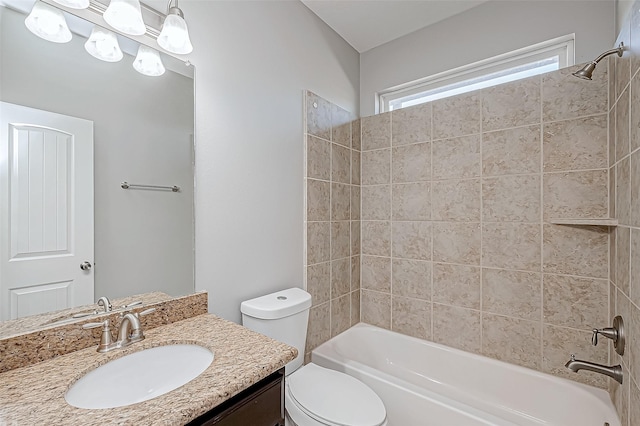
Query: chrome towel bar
xmin=121 ymin=182 xmax=180 ymax=192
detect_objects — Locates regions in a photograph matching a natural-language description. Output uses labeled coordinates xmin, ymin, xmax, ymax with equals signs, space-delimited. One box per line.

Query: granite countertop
xmin=0 ymin=314 xmax=297 ymax=425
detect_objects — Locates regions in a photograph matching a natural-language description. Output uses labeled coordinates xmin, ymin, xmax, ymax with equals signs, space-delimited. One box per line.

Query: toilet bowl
xmin=240 ymin=288 xmax=387 ymax=426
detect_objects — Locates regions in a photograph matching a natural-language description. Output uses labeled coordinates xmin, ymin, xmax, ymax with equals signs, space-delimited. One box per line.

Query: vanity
xmin=0 ymin=302 xmax=296 ymax=425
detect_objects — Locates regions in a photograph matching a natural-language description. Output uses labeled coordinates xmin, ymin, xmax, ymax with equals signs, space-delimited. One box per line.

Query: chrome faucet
xmin=83 ymin=308 xmax=155 ymax=353
xmin=565 ymin=354 xmax=623 ymax=384
xmin=97 ymin=296 xmax=112 ymax=313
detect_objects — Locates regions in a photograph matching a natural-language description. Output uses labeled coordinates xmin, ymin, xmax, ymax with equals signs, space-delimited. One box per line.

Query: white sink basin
xmin=65 ymin=344 xmax=214 ymax=409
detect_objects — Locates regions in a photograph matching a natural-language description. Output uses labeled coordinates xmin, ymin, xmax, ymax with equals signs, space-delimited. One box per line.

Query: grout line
xmin=539 ymin=74 xmax=545 ymax=368
xmin=479 ymin=92 xmax=484 ymax=354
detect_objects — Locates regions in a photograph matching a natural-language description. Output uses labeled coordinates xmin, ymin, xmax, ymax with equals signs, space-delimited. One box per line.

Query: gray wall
xmin=0 ymin=7 xmax=194 ymax=300
xmin=360 ymin=0 xmax=615 ymax=116
xmin=185 ymin=0 xmax=360 ymax=323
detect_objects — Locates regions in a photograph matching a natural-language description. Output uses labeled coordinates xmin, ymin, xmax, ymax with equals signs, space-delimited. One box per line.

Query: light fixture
xmin=157 ymin=0 xmax=192 ymax=54
xmin=84 ymin=26 xmax=123 ymax=62
xmin=104 ymin=0 xmax=146 ymax=36
xmin=133 ymin=45 xmax=165 ymax=76
xmin=51 ymin=0 xmax=90 ymax=9
xmin=24 ymin=1 xmax=72 ymax=43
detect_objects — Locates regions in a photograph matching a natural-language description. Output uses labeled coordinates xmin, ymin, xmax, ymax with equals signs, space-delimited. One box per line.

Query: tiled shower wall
xmin=609 ymin=2 xmax=640 ymax=423
xmin=359 ymin=66 xmax=613 ymax=388
xmin=304 ymin=91 xmax=360 ymax=361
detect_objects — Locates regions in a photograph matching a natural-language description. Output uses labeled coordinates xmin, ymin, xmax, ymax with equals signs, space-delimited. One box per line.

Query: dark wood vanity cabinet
xmin=186 ymin=368 xmax=285 ymax=426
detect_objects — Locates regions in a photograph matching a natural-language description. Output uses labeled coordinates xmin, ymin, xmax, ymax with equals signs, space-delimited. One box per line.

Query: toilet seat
xmin=286 ymin=364 xmax=387 ymax=426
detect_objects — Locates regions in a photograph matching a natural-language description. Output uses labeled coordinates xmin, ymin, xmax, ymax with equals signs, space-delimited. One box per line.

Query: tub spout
xmin=565 ymin=354 xmax=623 ymax=384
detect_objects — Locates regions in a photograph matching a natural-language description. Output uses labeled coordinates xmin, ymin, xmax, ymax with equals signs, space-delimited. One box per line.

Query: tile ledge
xmin=548 ymin=218 xmax=618 ymax=226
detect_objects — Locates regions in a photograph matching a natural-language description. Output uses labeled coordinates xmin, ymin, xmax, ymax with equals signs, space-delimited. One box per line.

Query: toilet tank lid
xmin=241 ymin=288 xmax=312 ymax=319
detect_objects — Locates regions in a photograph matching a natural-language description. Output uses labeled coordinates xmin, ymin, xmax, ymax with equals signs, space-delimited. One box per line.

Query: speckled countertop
xmin=0 ymin=314 xmax=297 ymax=425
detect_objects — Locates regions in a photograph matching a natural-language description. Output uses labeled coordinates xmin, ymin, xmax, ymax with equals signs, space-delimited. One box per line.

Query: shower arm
xmin=591 ymin=42 xmax=624 ymax=65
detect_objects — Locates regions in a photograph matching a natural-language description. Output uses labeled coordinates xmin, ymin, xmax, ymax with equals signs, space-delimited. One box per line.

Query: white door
xmin=0 ymin=102 xmax=94 ymax=320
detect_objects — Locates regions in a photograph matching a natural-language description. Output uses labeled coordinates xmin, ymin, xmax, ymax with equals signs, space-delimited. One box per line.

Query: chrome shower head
xmin=572 ymin=42 xmax=624 ymax=80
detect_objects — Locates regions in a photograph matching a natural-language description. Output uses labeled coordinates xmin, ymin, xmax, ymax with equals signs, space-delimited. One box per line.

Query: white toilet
xmin=241 ymin=287 xmax=388 ymax=426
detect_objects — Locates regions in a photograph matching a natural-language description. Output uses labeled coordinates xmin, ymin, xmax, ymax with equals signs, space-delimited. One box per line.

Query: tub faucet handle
xmin=591 ymin=316 xmax=625 ymax=356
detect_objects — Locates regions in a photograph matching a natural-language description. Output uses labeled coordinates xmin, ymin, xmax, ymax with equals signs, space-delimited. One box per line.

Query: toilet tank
xmin=241 ymin=288 xmax=312 ymax=375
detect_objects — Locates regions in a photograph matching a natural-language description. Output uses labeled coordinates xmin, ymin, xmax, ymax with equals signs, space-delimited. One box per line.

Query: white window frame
xmin=378 ymin=34 xmax=575 ymax=113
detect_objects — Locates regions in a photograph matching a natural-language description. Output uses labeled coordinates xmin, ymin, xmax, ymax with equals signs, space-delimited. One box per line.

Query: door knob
xmin=80 ymin=261 xmax=92 ymax=271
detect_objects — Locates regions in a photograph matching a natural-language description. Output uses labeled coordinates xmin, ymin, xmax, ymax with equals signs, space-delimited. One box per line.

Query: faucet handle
xmin=137 ymin=308 xmax=156 ymax=318
xmin=83 ymin=320 xmax=116 ymax=353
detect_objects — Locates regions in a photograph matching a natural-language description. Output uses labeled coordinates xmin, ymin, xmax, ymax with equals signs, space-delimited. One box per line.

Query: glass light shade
xmin=157 ymin=13 xmax=193 ymax=54
xmin=133 ymin=45 xmax=165 ymax=77
xmin=84 ymin=26 xmax=123 ymax=62
xmin=51 ymin=0 xmax=90 ymax=9
xmin=103 ymin=0 xmax=146 ymax=36
xmin=24 ymin=1 xmax=72 ymax=43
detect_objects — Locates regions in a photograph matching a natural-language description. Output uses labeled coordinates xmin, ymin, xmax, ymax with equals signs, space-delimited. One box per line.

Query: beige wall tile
xmin=617 ymin=157 xmax=631 ymax=225
xmin=307 ymin=262 xmax=330 ymax=306
xmin=543 ymin=170 xmax=608 ymax=221
xmin=482 ymin=268 xmax=541 ymax=321
xmin=543 ymin=224 xmax=609 ymax=279
xmin=433 ymin=93 xmax=481 ymax=139
xmin=543 ymin=115 xmax=608 ymax=172
xmin=306 ymin=302 xmax=330 ymax=354
xmin=351 ymin=221 xmax=361 ymax=256
xmin=616 ymin=226 xmax=631 ymax=296
xmin=361 ymin=185 xmax=390 ymax=220
xmin=542 ymin=65 xmax=608 ymax=122
xmin=616 ymin=24 xmax=631 ymax=102
xmin=331 ymin=257 xmax=351 ymax=299
xmin=632 ymin=6 xmax=640 ymax=78
xmin=307 ymin=179 xmax=330 ymax=221
xmin=482 ymin=223 xmax=541 ymax=271
xmin=351 ymin=256 xmax=361 ymax=291
xmin=432 ymin=263 xmax=480 ymax=309
xmin=543 ymin=274 xmax=608 ymax=330
xmin=630 ymin=305 xmax=640 ymax=382
xmin=482 ymin=314 xmax=541 ymax=370
xmin=482 ymin=125 xmax=540 ymax=177
xmin=351 ymin=186 xmax=361 ymax=221
xmin=352 ymin=118 xmax=361 ymax=151
xmin=609 ymin=56 xmax=617 ymax=111
xmin=306 ymin=91 xmax=331 ymax=140
xmin=350 ymin=289 xmax=361 ymax=325
xmin=610 ymin=167 xmax=616 ymax=220
xmin=391 ymin=103 xmax=431 ymax=146
xmin=631 ymin=151 xmax=640 ymax=227
xmin=483 ymin=175 xmax=540 ymax=222
xmin=432 ymin=179 xmax=481 ymax=222
xmin=331 ymin=183 xmax=350 ymax=221
xmin=432 ymin=304 xmax=481 ymax=353
xmin=482 ymin=77 xmax=541 ymax=131
xmin=631 ymin=379 xmax=640 ymax=426
xmin=611 ymin=229 xmax=617 ymax=285
xmin=361 ymin=290 xmax=391 ymax=329
xmin=362 ymin=149 xmax=390 ymax=185
xmin=332 ymin=143 xmax=351 ymax=184
xmin=352 ymin=150 xmax=361 ymax=186
xmin=631 ymin=71 xmax=640 ymax=153
xmin=433 ymin=135 xmax=481 ymax=180
xmin=307 ymin=221 xmax=330 ymax=265
xmin=616 ymin=87 xmax=630 ymax=163
xmin=611 ymin=364 xmax=630 ymax=426
xmin=332 ymin=104 xmax=352 ymax=148
xmin=542 ymin=325 xmax=609 ymax=388
xmin=392 ymin=142 xmax=430 ymax=183
xmin=307 ymin=135 xmax=331 ymax=180
xmin=361 ymin=255 xmax=391 ymax=292
xmin=615 ymin=290 xmax=632 ymax=369
xmin=392 ymin=182 xmax=431 ymax=221
xmin=392 ymin=259 xmax=431 ymax=300
xmin=362 ymin=113 xmax=391 ymax=151
xmin=392 ymin=221 xmax=431 ymax=260
xmin=631 ymin=229 xmax=640 ymax=307
xmin=392 ymin=296 xmax=431 ymax=339
xmin=609 ymin=107 xmax=616 ymax=168
xmin=331 ymin=295 xmax=351 ymax=337
xmin=361 ymin=221 xmax=391 ymax=256
xmin=433 ymin=222 xmax=481 ymax=265
xmin=331 ymin=221 xmax=351 ymax=260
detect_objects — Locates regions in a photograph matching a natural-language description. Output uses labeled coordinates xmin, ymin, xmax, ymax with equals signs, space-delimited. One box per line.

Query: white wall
xmin=184 ymin=1 xmax=359 ymax=323
xmin=617 ymin=0 xmax=634 ymax=35
xmin=360 ymin=0 xmax=615 ymax=116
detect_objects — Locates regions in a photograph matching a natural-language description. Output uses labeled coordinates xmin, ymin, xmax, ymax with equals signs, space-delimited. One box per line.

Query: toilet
xmin=241 ymin=287 xmax=387 ymax=426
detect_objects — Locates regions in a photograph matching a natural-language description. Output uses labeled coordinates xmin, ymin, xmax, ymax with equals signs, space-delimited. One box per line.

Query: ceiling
xmin=301 ymin=0 xmax=489 ymax=53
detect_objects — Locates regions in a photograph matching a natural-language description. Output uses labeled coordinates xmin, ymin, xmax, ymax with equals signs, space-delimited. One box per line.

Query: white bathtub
xmin=311 ymin=323 xmax=619 ymax=426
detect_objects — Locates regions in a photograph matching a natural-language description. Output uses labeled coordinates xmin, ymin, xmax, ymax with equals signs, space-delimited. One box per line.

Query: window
xmin=379 ymin=34 xmax=575 ymax=112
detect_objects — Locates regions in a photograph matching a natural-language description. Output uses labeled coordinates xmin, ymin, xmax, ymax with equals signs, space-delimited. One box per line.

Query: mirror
xmin=0 ymin=2 xmax=195 ymax=328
